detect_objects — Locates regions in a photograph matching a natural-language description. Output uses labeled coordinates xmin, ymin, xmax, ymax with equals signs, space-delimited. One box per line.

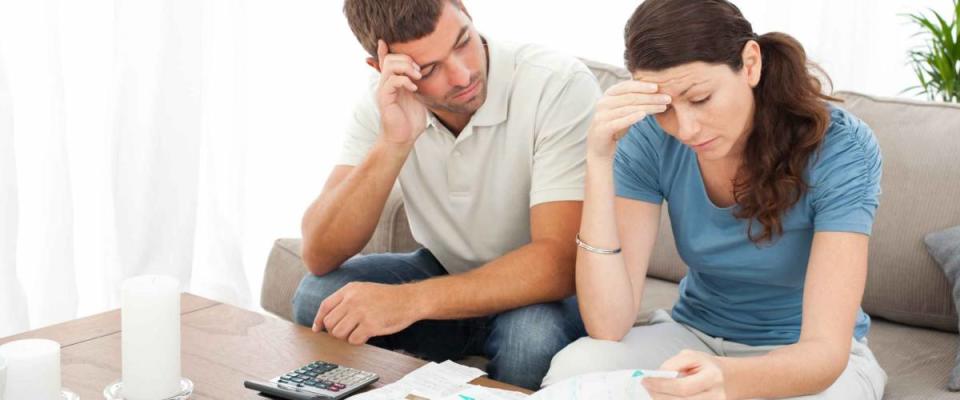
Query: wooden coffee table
xmin=0 ymin=293 xmax=531 ymax=399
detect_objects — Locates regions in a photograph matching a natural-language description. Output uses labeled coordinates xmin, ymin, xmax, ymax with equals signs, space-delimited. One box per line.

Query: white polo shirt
xmin=338 ymin=38 xmax=601 ymax=274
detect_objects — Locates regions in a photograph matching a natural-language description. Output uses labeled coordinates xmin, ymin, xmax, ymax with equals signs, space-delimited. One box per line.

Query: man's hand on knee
xmin=312 ymin=282 xmax=423 ymax=345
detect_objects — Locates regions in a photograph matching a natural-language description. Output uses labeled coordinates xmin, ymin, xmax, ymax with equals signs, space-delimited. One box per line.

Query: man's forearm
xmin=301 ymin=140 xmax=412 ymax=275
xmin=408 ymin=239 xmax=577 ymax=320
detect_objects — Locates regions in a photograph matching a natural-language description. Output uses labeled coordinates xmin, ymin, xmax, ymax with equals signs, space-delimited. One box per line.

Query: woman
xmin=542 ymin=0 xmax=886 ymax=398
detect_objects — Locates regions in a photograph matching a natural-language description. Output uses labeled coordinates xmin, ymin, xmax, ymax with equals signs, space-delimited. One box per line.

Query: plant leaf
xmin=904 ymin=2 xmax=960 ymax=103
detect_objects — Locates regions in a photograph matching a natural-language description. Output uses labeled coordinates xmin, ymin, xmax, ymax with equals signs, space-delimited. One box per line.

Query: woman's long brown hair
xmin=624 ymin=0 xmax=837 ymax=244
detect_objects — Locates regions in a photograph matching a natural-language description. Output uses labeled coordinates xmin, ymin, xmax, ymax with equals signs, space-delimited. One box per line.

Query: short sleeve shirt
xmin=614 ymin=106 xmax=883 ymax=345
xmin=339 ymin=38 xmax=602 ymax=274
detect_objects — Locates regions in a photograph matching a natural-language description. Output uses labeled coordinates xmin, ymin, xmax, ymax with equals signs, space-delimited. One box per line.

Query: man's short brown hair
xmin=343 ymin=0 xmax=461 ymax=59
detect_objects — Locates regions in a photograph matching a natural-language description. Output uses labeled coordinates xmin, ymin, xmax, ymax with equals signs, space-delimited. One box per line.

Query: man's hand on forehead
xmin=373 ymin=38 xmax=429 ymax=146
xmin=376 ymin=39 xmax=422 ymax=83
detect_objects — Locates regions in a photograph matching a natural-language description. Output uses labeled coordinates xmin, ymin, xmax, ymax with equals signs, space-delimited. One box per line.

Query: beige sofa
xmin=261 ymin=61 xmax=960 ymax=399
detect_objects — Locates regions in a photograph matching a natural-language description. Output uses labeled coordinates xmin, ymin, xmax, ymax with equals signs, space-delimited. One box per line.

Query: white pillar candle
xmin=0 ymin=339 xmax=62 ymax=400
xmin=0 ymin=353 xmax=7 ymax=400
xmin=121 ymin=275 xmax=182 ymax=400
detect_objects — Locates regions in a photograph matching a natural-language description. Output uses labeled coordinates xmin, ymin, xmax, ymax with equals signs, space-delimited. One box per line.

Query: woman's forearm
xmin=719 ymin=339 xmax=850 ymax=399
xmin=576 ymin=157 xmax=638 ymax=340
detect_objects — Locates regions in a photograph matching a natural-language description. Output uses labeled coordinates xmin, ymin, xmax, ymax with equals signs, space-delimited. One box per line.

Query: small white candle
xmin=0 ymin=338 xmax=62 ymax=400
xmin=0 ymin=352 xmax=7 ymax=400
xmin=121 ymin=275 xmax=182 ymax=400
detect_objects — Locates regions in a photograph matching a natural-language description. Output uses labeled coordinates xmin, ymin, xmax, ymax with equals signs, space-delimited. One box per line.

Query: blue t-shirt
xmin=614 ymin=106 xmax=882 ymax=346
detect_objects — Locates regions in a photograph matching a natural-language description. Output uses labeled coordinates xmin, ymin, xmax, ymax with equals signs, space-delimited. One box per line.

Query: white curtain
xmin=1 ymin=0 xmax=79 ymax=334
xmin=0 ymin=36 xmax=28 ymax=335
xmin=0 ymin=0 xmax=252 ymax=337
xmin=0 ymin=0 xmax=951 ymax=337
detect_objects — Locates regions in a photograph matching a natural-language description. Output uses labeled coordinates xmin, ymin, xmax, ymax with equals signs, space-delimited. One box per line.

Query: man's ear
xmin=366 ymin=57 xmax=381 ymax=73
xmin=742 ymin=40 xmax=762 ymax=88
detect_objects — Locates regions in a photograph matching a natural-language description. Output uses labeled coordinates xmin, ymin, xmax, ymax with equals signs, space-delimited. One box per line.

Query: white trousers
xmin=542 ymin=309 xmax=887 ymax=399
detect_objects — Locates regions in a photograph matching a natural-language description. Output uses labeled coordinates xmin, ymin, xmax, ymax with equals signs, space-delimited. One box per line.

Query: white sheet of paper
xmin=406 ymin=361 xmax=487 ymax=398
xmin=530 ymin=369 xmax=657 ymax=400
xmin=349 ymin=361 xmax=488 ymax=400
xmin=483 ymin=386 xmax=530 ymax=400
xmin=437 ymin=384 xmax=529 ymax=400
xmin=348 ymin=380 xmax=416 ymax=400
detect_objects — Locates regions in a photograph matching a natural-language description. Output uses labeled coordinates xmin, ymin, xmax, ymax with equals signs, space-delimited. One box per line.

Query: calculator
xmin=244 ymin=360 xmax=380 ymax=400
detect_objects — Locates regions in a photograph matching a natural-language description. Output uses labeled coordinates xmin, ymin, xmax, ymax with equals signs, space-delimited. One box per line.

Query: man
xmin=292 ymin=0 xmax=600 ymax=389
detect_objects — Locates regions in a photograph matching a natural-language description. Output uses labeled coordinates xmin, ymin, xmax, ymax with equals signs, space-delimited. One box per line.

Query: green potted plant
xmin=905 ymin=0 xmax=960 ymax=102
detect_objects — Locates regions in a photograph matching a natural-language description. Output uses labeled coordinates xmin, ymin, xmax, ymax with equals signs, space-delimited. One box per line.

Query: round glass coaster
xmin=62 ymin=389 xmax=80 ymax=400
xmin=102 ymin=378 xmax=193 ymax=400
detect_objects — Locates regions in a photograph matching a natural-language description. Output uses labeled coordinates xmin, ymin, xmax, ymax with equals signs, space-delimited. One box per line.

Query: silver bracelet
xmin=575 ymin=233 xmax=622 ymax=255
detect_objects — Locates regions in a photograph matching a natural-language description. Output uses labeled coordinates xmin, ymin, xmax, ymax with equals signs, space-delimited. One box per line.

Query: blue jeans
xmin=291 ymin=248 xmax=586 ymax=390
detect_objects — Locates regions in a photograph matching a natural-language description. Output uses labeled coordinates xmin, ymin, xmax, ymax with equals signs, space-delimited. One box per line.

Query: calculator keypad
xmin=275 ymin=361 xmax=378 ymax=394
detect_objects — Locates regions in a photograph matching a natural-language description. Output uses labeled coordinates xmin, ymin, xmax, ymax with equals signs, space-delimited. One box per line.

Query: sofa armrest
xmin=261 ymin=238 xmax=308 ymax=321
xmin=261 ymin=185 xmax=419 ymax=321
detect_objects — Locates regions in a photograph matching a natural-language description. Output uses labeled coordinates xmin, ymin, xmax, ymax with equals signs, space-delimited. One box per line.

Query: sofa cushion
xmin=924 ymin=225 xmax=960 ymax=390
xmin=362 ymin=184 xmax=420 ymax=255
xmin=635 ymin=277 xmax=680 ymax=324
xmin=834 ymin=92 xmax=960 ymax=333
xmin=577 ymin=58 xmax=630 ymax=93
xmin=869 ymin=318 xmax=959 ymax=399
